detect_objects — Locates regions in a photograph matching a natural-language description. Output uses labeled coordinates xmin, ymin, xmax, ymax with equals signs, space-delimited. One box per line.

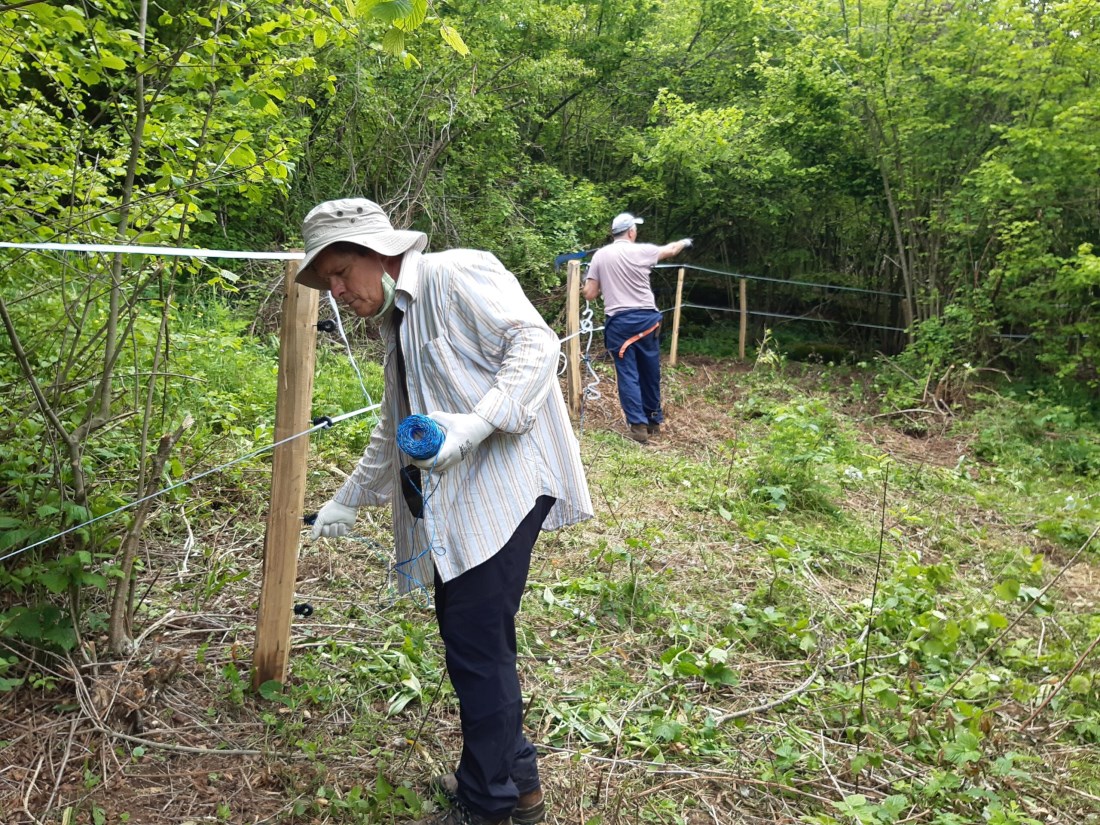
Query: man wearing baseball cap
xmin=582 ymin=212 xmax=691 ymax=443
xmin=297 ymin=197 xmax=593 ymax=825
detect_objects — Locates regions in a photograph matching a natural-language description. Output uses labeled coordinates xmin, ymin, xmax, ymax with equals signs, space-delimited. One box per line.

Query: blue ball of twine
xmin=396 ymin=414 xmax=446 ymax=461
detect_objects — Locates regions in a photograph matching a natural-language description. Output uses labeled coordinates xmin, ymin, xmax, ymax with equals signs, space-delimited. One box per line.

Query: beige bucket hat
xmin=296 ymin=198 xmax=428 ymax=290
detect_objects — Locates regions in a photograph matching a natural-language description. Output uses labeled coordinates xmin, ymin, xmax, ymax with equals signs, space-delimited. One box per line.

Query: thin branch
xmin=712 ymin=665 xmax=821 ymax=724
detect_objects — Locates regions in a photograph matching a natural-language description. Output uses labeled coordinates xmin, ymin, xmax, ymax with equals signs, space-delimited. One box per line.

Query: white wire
xmin=580 ymin=303 xmax=601 ymax=400
xmin=0 ymin=404 xmax=380 ymax=564
xmin=0 ymin=241 xmax=302 ymax=260
xmin=325 ymin=292 xmax=373 ymax=403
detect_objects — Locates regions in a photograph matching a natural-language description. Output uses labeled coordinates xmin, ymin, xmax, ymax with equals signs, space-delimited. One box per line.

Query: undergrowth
xmin=2 ymin=318 xmax=1099 ymax=823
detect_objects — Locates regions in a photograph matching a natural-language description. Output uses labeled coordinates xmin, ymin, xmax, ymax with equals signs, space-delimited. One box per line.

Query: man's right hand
xmin=311 ymin=500 xmax=357 ymax=540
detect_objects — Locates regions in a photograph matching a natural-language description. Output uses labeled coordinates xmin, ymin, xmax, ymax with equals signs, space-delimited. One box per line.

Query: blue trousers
xmin=433 ymin=495 xmax=555 ymax=820
xmin=604 ymin=308 xmax=664 ymax=427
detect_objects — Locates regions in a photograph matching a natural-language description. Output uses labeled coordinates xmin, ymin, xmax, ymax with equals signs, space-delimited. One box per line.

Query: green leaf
xmin=993 ymin=580 xmax=1019 ymax=601
xmin=943 ymin=731 xmax=982 ymax=765
xmin=394 ymin=0 xmax=426 ymax=31
xmin=439 ymin=24 xmax=468 ymax=56
xmin=652 ymin=720 xmax=682 ymax=742
xmin=313 ymin=27 xmax=327 ymax=49
xmin=369 ymin=0 xmax=413 ymax=23
xmin=98 ymin=52 xmax=127 ymax=71
xmin=381 ymin=27 xmax=405 ymax=56
xmin=1068 ymin=675 xmax=1092 ymax=694
xmin=42 ymin=623 xmax=77 ymax=651
xmin=702 ymin=661 xmax=739 ymax=687
xmin=39 ymin=570 xmax=69 ymax=594
xmin=3 ymin=609 xmax=43 ymax=640
xmin=387 ymin=689 xmax=418 ymax=715
xmin=258 ymin=680 xmax=288 ymax=702
xmin=227 ymin=145 xmax=257 ymax=167
xmin=0 ymin=528 xmax=38 ymax=552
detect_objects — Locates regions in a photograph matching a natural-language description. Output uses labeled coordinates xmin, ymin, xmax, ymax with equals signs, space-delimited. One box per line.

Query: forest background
xmin=1 ymin=0 xmax=1100 ymax=823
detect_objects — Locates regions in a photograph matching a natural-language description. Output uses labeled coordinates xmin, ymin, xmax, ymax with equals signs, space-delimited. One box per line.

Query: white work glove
xmin=679 ymin=238 xmax=693 ymax=248
xmin=311 ymin=499 xmax=357 ymax=540
xmin=409 ymin=411 xmax=495 ymax=473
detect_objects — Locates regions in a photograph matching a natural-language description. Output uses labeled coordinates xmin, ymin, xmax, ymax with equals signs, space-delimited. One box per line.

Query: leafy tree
xmin=0 ymin=0 xmax=466 ymax=656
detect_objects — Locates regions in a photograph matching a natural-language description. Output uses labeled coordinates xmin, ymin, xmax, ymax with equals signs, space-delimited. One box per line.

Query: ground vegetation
xmin=2 ymin=0 xmax=1100 ymax=822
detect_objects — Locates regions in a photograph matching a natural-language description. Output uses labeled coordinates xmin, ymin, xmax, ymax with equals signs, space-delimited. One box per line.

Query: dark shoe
xmin=647 ymin=422 xmax=662 ymax=437
xmin=628 ymin=423 xmax=649 ymax=444
xmin=430 ymin=773 xmax=545 ymax=825
xmin=412 ymin=797 xmax=511 ymax=824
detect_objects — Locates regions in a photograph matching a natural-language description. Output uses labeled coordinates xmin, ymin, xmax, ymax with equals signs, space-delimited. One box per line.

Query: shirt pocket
xmin=418 ymin=336 xmax=490 ymax=413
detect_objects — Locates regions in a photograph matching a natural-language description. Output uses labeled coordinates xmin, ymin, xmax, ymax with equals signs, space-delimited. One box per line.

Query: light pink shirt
xmin=585 ymin=240 xmax=660 ymax=317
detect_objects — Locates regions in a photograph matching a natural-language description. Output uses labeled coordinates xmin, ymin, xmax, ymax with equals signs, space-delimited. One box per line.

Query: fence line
xmin=680 ymin=302 xmax=908 ymax=333
xmin=0 ymin=241 xmax=302 ymax=260
xmin=654 ymin=262 xmax=905 ymax=298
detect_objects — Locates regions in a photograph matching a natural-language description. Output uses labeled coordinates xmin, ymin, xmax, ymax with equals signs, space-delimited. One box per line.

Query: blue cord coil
xmin=396 ymin=414 xmax=446 ymax=460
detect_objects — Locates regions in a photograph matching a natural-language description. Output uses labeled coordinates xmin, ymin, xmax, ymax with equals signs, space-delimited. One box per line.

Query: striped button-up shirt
xmin=333 ymin=248 xmax=593 ymax=587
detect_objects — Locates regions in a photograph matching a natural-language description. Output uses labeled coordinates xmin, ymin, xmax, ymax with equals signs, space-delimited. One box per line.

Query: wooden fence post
xmin=252 ymin=258 xmax=318 ymax=690
xmin=669 ymin=267 xmax=685 ymax=366
xmin=739 ymin=277 xmax=747 ymax=361
xmin=565 ymin=260 xmax=582 ymax=416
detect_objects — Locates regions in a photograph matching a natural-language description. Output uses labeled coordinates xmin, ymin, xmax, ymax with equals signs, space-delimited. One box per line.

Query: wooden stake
xmin=253 ymin=258 xmax=318 ymax=690
xmin=669 ymin=267 xmax=685 ymax=366
xmin=738 ymin=277 xmax=748 ymax=361
xmin=565 ymin=260 xmax=582 ymax=416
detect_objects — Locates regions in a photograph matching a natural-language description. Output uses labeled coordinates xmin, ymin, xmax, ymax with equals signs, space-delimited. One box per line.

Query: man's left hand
xmin=410 ymin=411 xmax=495 ymax=472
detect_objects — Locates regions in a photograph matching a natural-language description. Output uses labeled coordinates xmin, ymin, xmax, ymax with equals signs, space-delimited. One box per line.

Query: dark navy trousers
xmin=433 ymin=495 xmax=555 ymax=820
xmin=604 ymin=308 xmax=664 ymax=427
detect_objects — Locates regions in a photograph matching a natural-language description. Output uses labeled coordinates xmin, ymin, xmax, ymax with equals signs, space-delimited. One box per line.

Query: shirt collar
xmin=394 ymin=248 xmax=422 ymax=313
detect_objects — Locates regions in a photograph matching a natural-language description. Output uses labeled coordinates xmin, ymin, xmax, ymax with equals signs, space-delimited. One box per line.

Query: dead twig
xmin=712 ymin=665 xmax=821 ymax=724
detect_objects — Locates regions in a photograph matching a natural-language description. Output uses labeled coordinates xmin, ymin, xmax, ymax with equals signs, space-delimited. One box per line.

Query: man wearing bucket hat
xmin=582 ymin=212 xmax=691 ymax=444
xmin=297 ymin=198 xmax=592 ymax=825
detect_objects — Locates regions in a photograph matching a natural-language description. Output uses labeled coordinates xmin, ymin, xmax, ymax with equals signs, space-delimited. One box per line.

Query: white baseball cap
xmin=296 ymin=198 xmax=427 ymax=290
xmin=611 ymin=212 xmax=643 ymax=235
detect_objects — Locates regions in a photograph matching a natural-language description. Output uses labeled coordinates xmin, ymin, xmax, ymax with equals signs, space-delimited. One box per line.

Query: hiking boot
xmin=647 ymin=422 xmax=662 ymax=437
xmin=411 ymin=797 xmax=511 ymax=825
xmin=430 ymin=773 xmax=545 ymax=825
xmin=628 ymin=423 xmax=649 ymax=444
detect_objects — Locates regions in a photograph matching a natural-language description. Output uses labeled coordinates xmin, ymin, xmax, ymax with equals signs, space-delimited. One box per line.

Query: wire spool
xmin=396 ymin=414 xmax=445 ymax=461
